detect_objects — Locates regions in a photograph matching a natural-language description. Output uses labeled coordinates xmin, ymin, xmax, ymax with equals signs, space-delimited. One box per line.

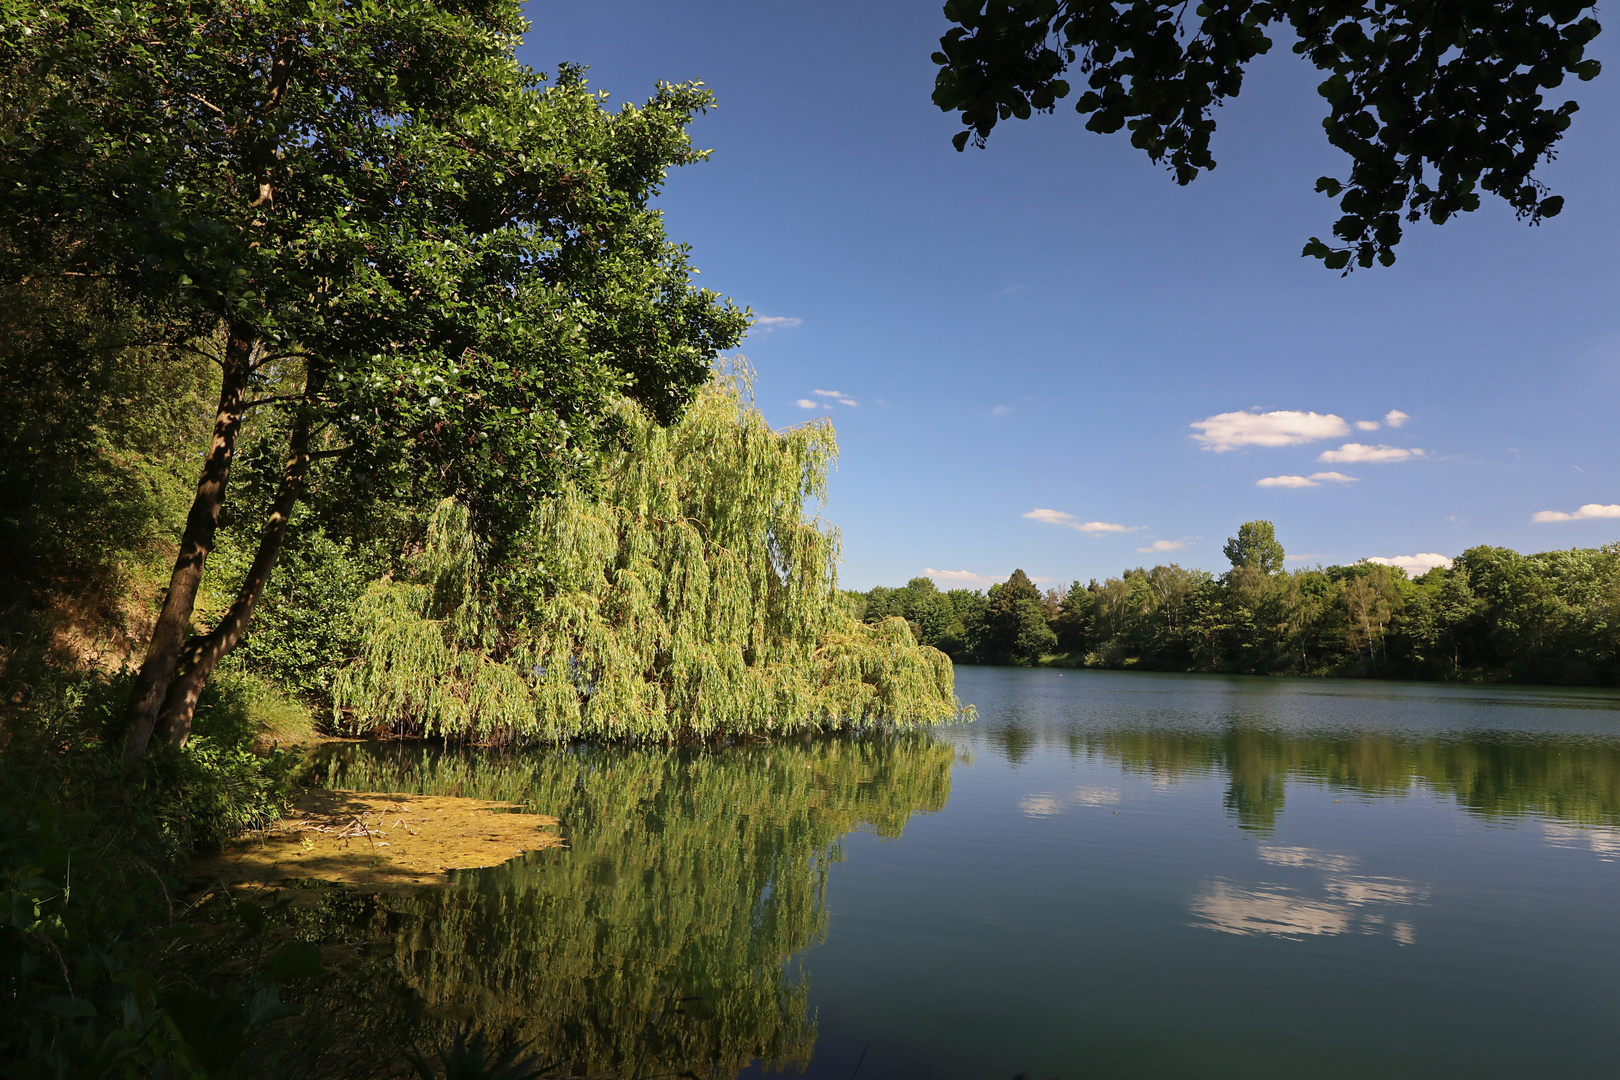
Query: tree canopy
xmin=857 ymin=535 xmax=1620 ymax=684
xmin=335 ymin=367 xmax=963 ymax=742
xmin=1224 ymin=519 xmax=1286 ymax=574
xmin=931 ymin=0 xmax=1603 ymax=269
xmin=2 ymin=0 xmax=748 ymax=755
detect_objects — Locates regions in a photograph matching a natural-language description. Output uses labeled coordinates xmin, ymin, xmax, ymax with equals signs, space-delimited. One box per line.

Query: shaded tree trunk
xmin=152 ymin=384 xmax=317 ymax=749
xmin=122 ymin=324 xmax=254 ymax=762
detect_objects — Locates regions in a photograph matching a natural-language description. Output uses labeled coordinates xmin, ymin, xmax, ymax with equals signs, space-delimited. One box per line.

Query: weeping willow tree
xmin=334 ymin=364 xmax=962 ymax=741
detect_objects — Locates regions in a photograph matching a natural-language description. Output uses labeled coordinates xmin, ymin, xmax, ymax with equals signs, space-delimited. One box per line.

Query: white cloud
xmin=1385 ymin=410 xmax=1410 ymax=428
xmin=1366 ymin=553 xmax=1453 ymax=577
xmin=1137 ymin=539 xmax=1189 ymax=553
xmin=1023 ymin=509 xmax=1141 ymax=535
xmin=793 ymin=399 xmax=823 ymax=410
xmin=923 ymin=567 xmax=1002 ymax=588
xmin=1532 ymin=503 xmax=1620 ymax=523
xmin=991 ymin=405 xmax=1013 ymax=417
xmin=1190 ymin=410 xmax=1349 ymax=452
xmin=813 ymin=388 xmax=857 ymax=406
xmin=752 ymin=315 xmax=802 ymax=331
xmin=1256 ymin=471 xmax=1359 ymax=488
xmin=1317 ymin=443 xmax=1426 ymax=464
xmin=1355 ymin=420 xmax=1381 ymax=431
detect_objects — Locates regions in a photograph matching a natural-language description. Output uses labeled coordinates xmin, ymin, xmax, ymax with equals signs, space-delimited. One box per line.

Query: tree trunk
xmin=122 ymin=324 xmax=254 ymax=762
xmin=152 ymin=394 xmax=316 ymax=749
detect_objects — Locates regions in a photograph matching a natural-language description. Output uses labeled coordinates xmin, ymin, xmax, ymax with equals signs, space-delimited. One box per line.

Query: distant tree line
xmin=851 ymin=521 xmax=1620 ymax=686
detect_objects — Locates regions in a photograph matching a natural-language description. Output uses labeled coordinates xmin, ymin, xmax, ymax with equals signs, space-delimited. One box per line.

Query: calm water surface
xmin=312 ymin=668 xmax=1620 ymax=1079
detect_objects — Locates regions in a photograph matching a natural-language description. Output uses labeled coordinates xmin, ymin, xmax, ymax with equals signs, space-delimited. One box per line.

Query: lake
xmin=306 ymin=667 xmax=1620 ymax=1079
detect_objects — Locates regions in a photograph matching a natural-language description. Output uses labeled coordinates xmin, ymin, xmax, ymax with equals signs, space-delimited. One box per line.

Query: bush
xmin=0 ymin=660 xmax=308 ymax=1076
xmin=211 ymin=526 xmax=380 ymax=716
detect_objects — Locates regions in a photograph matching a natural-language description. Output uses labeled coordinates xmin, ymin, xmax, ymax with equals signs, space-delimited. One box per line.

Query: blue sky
xmin=523 ymin=2 xmax=1620 ymax=591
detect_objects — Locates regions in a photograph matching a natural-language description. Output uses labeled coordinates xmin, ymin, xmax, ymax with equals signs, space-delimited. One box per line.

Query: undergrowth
xmin=1 ymin=656 xmax=309 ymax=1077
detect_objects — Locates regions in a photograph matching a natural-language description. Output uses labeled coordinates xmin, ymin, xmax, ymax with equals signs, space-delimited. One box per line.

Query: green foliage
xmin=931 ymin=0 xmax=1602 ymax=269
xmin=408 ymin=1029 xmax=549 ymax=1080
xmin=1223 ymin=520 xmax=1286 ymax=575
xmin=0 ymin=670 xmax=315 ymax=1077
xmin=6 ymin=0 xmax=752 ymax=756
xmin=858 ymin=539 xmax=1620 ymax=685
xmin=981 ymin=570 xmax=1057 ymax=666
xmin=864 ymin=577 xmax=977 ymax=656
xmin=2 ymin=668 xmax=297 ymax=861
xmin=333 ymin=367 xmax=963 ymax=741
xmin=214 ymin=527 xmax=381 ymax=709
xmin=0 ymin=275 xmax=216 ymax=624
xmin=3 ymin=0 xmax=749 ymax=528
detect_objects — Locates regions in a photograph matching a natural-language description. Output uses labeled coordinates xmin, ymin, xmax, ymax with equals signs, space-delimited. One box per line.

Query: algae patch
xmin=193 ymin=788 xmax=562 ymax=892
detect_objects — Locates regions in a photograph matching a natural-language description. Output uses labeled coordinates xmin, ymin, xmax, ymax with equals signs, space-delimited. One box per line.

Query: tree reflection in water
xmin=295 ymin=734 xmax=954 ymax=1079
xmin=1050 ymin=724 xmax=1620 ymax=832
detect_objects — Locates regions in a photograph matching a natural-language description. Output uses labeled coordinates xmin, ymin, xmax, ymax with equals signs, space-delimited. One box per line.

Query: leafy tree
xmin=945 ymin=588 xmax=992 ymax=659
xmin=2 ymin=0 xmax=747 ymax=756
xmin=1224 ymin=520 xmax=1286 ymax=575
xmin=857 ymin=531 xmax=1618 ymax=684
xmin=904 ymin=578 xmax=968 ymax=651
xmin=335 ymin=369 xmax=961 ymax=741
xmin=855 ymin=577 xmax=976 ymax=657
xmin=1054 ymin=580 xmax=1097 ymax=654
xmin=982 ymin=569 xmax=1057 ymax=664
xmin=1342 ymin=564 xmax=1402 ymax=673
xmin=931 ymin=0 xmax=1603 ymax=269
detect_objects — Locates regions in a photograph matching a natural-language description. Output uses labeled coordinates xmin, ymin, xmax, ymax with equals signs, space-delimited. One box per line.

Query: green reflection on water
xmin=299 ymin=733 xmax=955 ymax=1077
xmin=1059 ymin=725 xmax=1620 ymax=832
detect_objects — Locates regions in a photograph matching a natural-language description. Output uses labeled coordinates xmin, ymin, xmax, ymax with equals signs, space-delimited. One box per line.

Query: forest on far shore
xmin=852 ymin=522 xmax=1620 ymax=686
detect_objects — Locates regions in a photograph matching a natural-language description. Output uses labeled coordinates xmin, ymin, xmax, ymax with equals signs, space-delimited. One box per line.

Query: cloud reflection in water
xmin=1541 ymin=822 xmax=1620 ymax=861
xmin=1191 ymin=845 xmax=1424 ymax=944
xmin=1018 ymin=786 xmax=1122 ymax=817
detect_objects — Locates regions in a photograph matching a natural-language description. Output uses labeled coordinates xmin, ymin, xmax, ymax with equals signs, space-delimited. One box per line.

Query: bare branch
xmin=242 ymin=393 xmax=302 ymax=411
xmin=186 ymin=92 xmax=226 ymax=116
